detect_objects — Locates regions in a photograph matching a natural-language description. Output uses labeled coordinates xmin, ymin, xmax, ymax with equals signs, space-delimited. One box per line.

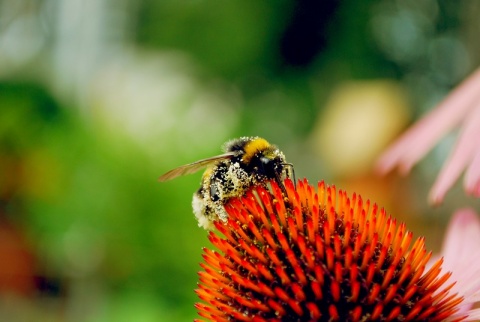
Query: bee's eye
xmin=260 ymin=157 xmax=271 ymax=165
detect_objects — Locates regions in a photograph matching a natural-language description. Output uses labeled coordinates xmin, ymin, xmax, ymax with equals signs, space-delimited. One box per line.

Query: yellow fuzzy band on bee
xmin=201 ymin=167 xmax=214 ymax=182
xmin=242 ymin=138 xmax=271 ymax=163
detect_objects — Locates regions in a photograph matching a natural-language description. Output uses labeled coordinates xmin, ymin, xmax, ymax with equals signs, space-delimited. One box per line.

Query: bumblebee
xmin=159 ymin=137 xmax=293 ymax=229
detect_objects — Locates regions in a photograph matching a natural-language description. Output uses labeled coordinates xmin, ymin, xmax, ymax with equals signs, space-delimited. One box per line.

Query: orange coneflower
xmin=195 ymin=178 xmax=480 ymax=321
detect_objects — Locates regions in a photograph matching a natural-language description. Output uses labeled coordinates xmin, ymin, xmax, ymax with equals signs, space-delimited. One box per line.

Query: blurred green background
xmin=1 ymin=0 xmax=480 ymax=321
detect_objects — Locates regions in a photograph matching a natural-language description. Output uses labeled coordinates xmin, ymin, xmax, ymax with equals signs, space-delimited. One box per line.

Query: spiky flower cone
xmin=195 ymin=178 xmax=465 ymax=321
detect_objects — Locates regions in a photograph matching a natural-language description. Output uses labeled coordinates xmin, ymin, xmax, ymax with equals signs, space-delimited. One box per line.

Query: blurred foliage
xmin=0 ymin=84 xmax=205 ymax=321
xmin=0 ymin=0 xmax=479 ymax=321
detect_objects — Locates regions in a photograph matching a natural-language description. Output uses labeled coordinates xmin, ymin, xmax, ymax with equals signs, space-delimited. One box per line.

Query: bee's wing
xmin=158 ymin=152 xmax=237 ymax=182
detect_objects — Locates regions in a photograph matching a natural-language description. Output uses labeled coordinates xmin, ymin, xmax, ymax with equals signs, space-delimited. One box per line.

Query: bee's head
xmin=247 ymin=144 xmax=287 ymax=180
xmin=224 ymin=136 xmax=293 ymax=182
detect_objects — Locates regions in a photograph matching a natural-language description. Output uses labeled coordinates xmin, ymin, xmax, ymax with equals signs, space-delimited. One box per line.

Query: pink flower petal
xmin=376 ymin=68 xmax=480 ymax=176
xmin=441 ymin=208 xmax=480 ymax=271
xmin=464 ymin=308 xmax=480 ymax=321
xmin=428 ymin=105 xmax=480 ymax=205
xmin=465 ymin=148 xmax=480 ymax=198
xmin=440 ymin=208 xmax=480 ymax=317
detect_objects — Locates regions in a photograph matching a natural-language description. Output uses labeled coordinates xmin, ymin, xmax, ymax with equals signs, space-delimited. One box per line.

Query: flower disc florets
xmin=195 ymin=179 xmax=465 ymax=321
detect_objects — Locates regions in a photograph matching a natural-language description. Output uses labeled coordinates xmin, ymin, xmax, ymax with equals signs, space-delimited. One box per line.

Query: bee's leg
xmin=274 ymin=172 xmax=289 ymax=198
xmin=285 ymin=163 xmax=296 ymax=187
